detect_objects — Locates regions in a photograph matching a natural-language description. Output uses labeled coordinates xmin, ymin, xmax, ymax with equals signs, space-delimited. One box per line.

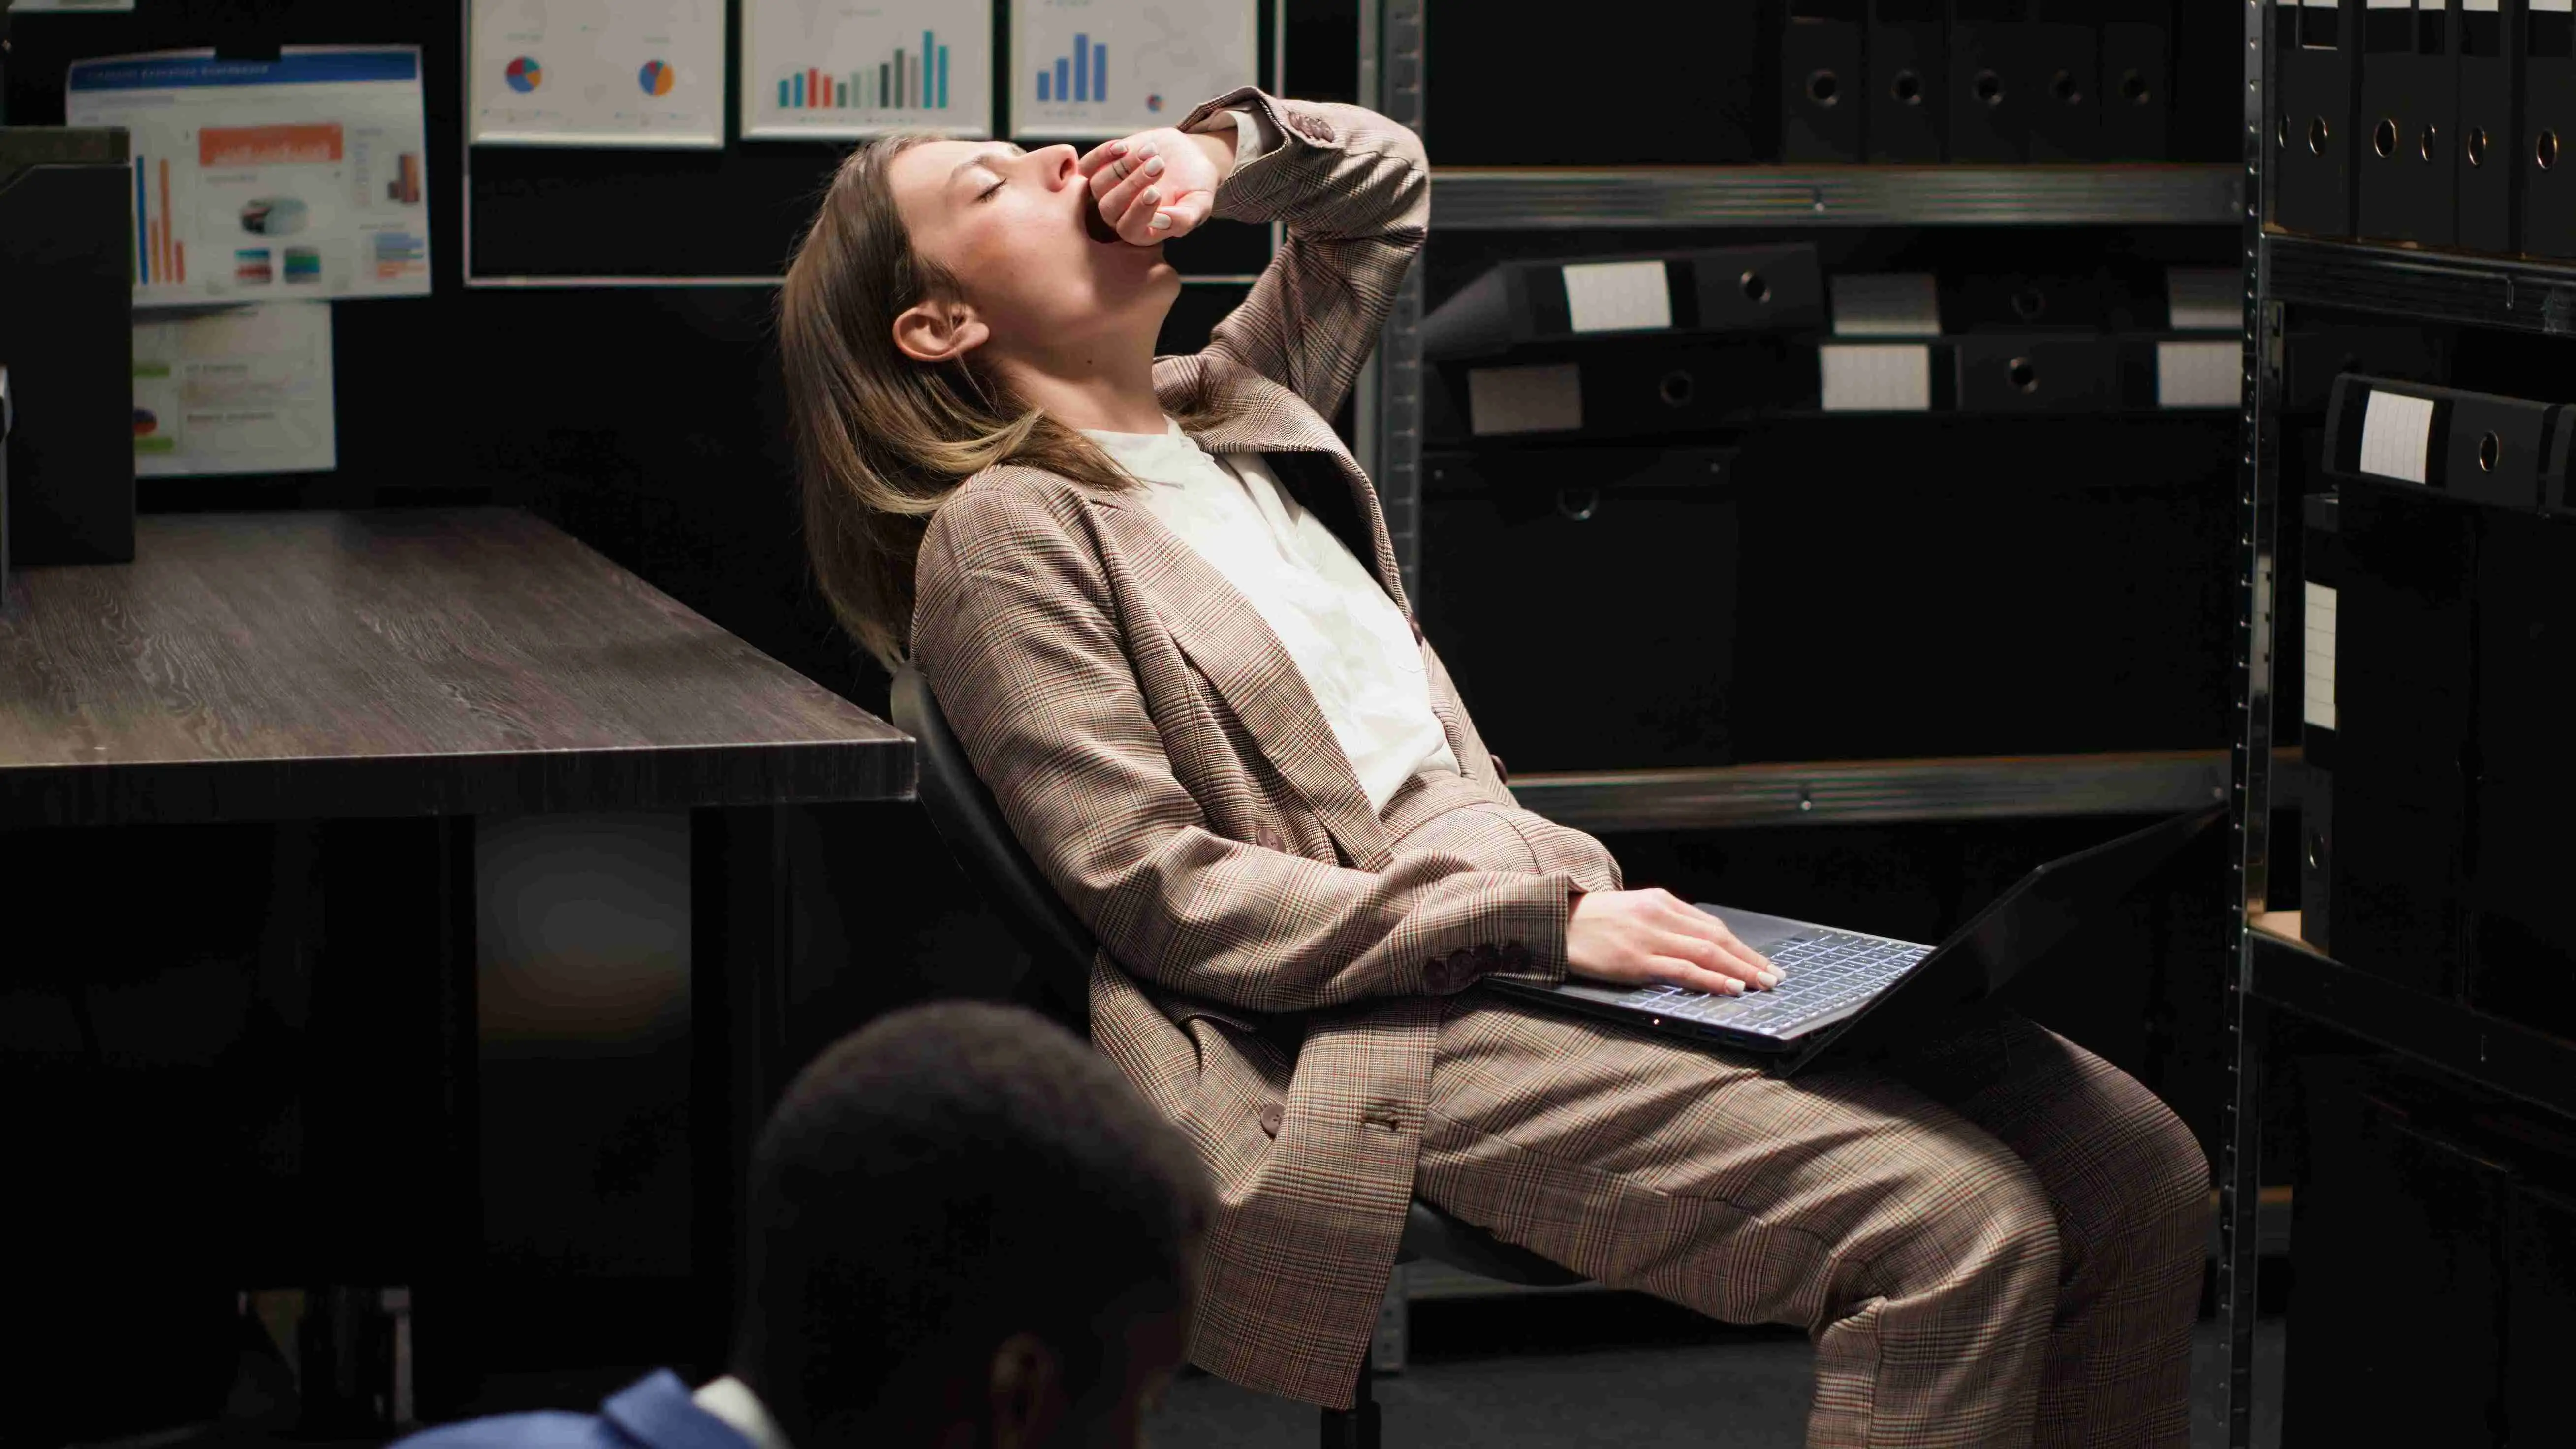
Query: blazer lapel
xmin=1095 ymin=503 xmax=1395 ymax=871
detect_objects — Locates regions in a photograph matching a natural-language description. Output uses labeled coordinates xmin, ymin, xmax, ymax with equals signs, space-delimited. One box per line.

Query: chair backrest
xmin=891 ymin=662 xmax=1096 ymax=1026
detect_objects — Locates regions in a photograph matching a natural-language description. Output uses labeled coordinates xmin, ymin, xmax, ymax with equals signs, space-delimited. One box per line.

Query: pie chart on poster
xmin=505 ymin=56 xmax=541 ymax=93
xmin=639 ymin=60 xmax=675 ymax=96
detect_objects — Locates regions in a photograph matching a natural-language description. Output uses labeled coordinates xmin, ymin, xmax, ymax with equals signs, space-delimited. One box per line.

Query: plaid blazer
xmin=910 ymin=89 xmax=1623 ymax=1407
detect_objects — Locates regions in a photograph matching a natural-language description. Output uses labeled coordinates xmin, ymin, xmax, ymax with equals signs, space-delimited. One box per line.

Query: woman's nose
xmin=1038 ymin=144 xmax=1081 ymax=187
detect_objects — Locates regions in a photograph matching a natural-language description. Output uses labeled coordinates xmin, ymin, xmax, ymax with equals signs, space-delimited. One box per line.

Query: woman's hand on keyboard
xmin=1565 ymin=889 xmax=1781 ymax=996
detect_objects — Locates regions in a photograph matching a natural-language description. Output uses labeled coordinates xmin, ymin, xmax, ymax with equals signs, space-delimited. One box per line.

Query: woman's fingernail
xmin=1108 ymin=141 xmax=1127 ymax=156
xmin=1142 ymin=155 xmax=1166 ymax=177
xmin=1140 ymin=186 xmax=1159 ymax=203
xmin=1135 ymin=140 xmax=1156 ymax=157
xmin=1149 ymin=211 xmax=1173 ymax=230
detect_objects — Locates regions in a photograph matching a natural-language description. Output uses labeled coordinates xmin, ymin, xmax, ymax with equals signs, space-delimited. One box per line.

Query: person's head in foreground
xmin=733 ymin=1000 xmax=1211 ymax=1448
xmin=779 ymin=125 xmax=1234 ymax=667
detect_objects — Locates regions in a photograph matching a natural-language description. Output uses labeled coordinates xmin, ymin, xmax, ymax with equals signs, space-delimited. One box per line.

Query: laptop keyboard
xmin=1619 ymin=932 xmax=1934 ymax=1040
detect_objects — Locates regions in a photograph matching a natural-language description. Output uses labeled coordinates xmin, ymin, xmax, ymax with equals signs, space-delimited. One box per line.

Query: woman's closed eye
xmin=977 ymin=176 xmax=1005 ymax=201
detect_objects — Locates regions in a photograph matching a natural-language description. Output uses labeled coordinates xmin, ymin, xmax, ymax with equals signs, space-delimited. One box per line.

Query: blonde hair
xmin=780 ymin=133 xmax=1231 ymax=669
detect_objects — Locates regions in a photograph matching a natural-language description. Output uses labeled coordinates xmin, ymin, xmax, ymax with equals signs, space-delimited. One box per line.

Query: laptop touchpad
xmin=1694 ymin=904 xmax=1818 ymax=952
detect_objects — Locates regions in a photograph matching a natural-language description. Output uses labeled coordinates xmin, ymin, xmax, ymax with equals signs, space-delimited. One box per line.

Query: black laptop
xmin=1484 ymin=806 xmax=2222 ymax=1076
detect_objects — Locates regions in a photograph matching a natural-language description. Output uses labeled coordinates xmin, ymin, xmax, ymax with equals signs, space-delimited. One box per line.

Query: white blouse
xmin=1081 ymin=418 xmax=1460 ymax=813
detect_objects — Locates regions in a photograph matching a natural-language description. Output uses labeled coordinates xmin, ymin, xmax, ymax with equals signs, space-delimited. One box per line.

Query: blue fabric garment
xmin=394 ymin=1371 xmax=751 ymax=1449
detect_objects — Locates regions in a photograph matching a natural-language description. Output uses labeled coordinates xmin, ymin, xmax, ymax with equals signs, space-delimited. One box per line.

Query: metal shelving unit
xmin=1355 ymin=16 xmax=2247 ymax=848
xmin=2222 ymin=9 xmax=2576 ymax=1447
xmin=1511 ymin=750 xmax=2234 ymax=835
xmin=1432 ymin=163 xmax=2243 ymax=231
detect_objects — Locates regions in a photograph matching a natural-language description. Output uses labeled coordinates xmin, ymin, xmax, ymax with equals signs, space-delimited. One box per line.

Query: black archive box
xmin=1417 ymin=446 xmax=1741 ymax=772
xmin=0 ymin=127 xmax=135 ymax=568
xmin=1949 ymin=0 xmax=2034 ymax=161
xmin=2275 ymin=0 xmax=2364 ymax=238
xmin=2101 ymin=0 xmax=2175 ymax=160
xmin=2457 ymin=0 xmax=2522 ymax=253
xmin=2356 ymin=0 xmax=2460 ymax=247
xmin=1785 ymin=0 xmax=1868 ymax=161
xmin=1868 ymin=0 xmax=1947 ymax=160
xmin=1953 ymin=333 xmax=2118 ymax=412
xmin=2521 ymin=0 xmax=2576 ymax=257
xmin=1420 ymin=245 xmax=1826 ymax=361
xmin=1425 ymin=337 xmax=1817 ymax=445
xmin=2298 ymin=491 xmax=2342 ymax=954
xmin=2024 ymin=0 xmax=2102 ymax=160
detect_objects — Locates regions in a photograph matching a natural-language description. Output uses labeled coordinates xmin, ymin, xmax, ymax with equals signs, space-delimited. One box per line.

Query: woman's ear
xmin=893 ymin=296 xmax=991 ymax=365
xmin=984 ymin=1331 xmax=1066 ymax=1449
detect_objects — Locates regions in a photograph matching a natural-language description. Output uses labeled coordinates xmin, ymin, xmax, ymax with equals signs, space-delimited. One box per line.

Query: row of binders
xmin=2300 ymin=373 xmax=2576 ymax=1037
xmin=1421 ymin=246 xmax=2243 ymax=433
xmin=1784 ymin=0 xmax=2178 ymax=162
xmin=2272 ymin=0 xmax=2576 ymax=258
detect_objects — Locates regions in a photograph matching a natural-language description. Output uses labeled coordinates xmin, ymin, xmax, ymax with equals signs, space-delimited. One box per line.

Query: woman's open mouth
xmin=1081 ymin=200 xmax=1125 ymax=246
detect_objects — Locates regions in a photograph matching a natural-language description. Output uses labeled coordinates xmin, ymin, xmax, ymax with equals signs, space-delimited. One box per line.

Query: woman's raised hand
xmin=1077 ymin=126 xmax=1231 ymax=245
xmin=1563 ymin=888 xmax=1782 ymax=998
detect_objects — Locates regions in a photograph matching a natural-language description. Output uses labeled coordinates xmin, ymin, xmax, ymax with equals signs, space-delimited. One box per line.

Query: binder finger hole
xmin=2008 ymin=358 xmax=2038 ymax=394
xmin=2010 ymin=287 xmax=2047 ymax=322
xmin=1892 ymin=70 xmax=1922 ymax=106
xmin=2119 ymin=69 xmax=2151 ymax=106
xmin=2308 ymin=117 xmax=2331 ymax=157
xmin=2277 ymin=118 xmax=2290 ymax=152
xmin=1658 ymin=370 xmax=1696 ymax=408
xmin=2479 ymin=432 xmax=2501 ymax=474
xmin=2419 ymin=126 xmax=2439 ymax=165
xmin=1556 ymin=487 xmax=1600 ymax=522
xmin=1806 ymin=70 xmax=1840 ymax=108
xmin=2050 ymin=69 xmax=2081 ymax=106
xmin=1974 ymin=70 xmax=2003 ymax=107
xmin=1739 ymin=271 xmax=1770 ymax=305
xmin=2468 ymin=127 xmax=2490 ymax=169
xmin=2372 ymin=118 xmax=2397 ymax=160
xmin=2540 ymin=130 xmax=2562 ymax=173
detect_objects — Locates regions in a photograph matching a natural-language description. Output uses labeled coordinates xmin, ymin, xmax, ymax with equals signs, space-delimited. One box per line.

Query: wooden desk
xmin=0 ymin=508 xmax=909 ymax=826
xmin=0 ymin=509 xmax=913 ymax=1425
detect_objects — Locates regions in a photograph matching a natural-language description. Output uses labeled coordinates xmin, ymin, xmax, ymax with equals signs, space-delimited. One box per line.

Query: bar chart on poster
xmin=1011 ymin=0 xmax=1257 ymax=139
xmin=738 ymin=0 xmax=992 ymax=139
xmin=468 ymin=0 xmax=724 ymax=148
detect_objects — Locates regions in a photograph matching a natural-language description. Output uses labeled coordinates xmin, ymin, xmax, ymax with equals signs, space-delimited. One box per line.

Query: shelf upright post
xmin=1355 ymin=0 xmax=1427 ymax=607
xmin=2220 ymin=1 xmax=2283 ymax=1446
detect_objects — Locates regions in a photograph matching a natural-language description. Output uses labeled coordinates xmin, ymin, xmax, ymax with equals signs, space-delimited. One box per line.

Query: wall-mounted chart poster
xmin=1011 ymin=0 xmax=1257 ymax=140
xmin=469 ymin=0 xmax=724 ymax=149
xmin=67 ymin=48 xmax=432 ymax=303
xmin=739 ymin=0 xmax=993 ymax=140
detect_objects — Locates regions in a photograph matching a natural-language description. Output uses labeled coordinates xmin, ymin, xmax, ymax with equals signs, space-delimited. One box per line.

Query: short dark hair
xmin=730 ymin=1002 xmax=1208 ymax=1441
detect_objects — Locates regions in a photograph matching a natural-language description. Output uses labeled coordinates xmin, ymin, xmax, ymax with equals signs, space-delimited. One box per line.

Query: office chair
xmin=891 ymin=663 xmax=1583 ymax=1448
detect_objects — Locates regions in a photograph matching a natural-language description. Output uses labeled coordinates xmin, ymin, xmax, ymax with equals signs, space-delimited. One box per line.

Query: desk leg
xmin=691 ymin=806 xmax=791 ymax=1376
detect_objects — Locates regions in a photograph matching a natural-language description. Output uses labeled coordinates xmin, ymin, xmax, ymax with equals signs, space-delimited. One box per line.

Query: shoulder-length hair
xmin=780 ymin=133 xmax=1232 ymax=670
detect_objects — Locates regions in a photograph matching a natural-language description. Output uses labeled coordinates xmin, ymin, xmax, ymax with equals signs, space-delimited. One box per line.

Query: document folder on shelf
xmin=2277 ymin=0 xmax=2364 ymax=238
xmin=2358 ymin=0 xmax=2460 ymax=246
xmin=1785 ymin=0 xmax=1867 ymax=161
xmin=2300 ymin=491 xmax=2344 ymax=955
xmin=1868 ymin=0 xmax=1946 ymax=161
xmin=2456 ymin=0 xmax=2522 ymax=254
xmin=2521 ymin=0 xmax=2576 ymax=257
xmin=2025 ymin=0 xmax=2104 ymax=160
xmin=1421 ymin=245 xmax=1825 ymax=361
xmin=1949 ymin=0 xmax=2033 ymax=162
xmin=0 ymin=126 xmax=135 ymax=568
xmin=1954 ymin=334 xmax=2116 ymax=413
xmin=2323 ymin=373 xmax=2560 ymax=512
xmin=2101 ymin=0 xmax=2174 ymax=160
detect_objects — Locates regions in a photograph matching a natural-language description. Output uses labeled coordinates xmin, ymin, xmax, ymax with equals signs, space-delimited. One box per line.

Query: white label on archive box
xmin=2157 ymin=341 xmax=2239 ymax=409
xmin=2303 ymin=581 xmax=2338 ymax=731
xmin=1562 ymin=261 xmax=1672 ymax=334
xmin=1467 ymin=364 xmax=1583 ymax=436
xmin=1821 ymin=344 xmax=1933 ymax=412
xmin=2358 ymin=389 xmax=2437 ymax=483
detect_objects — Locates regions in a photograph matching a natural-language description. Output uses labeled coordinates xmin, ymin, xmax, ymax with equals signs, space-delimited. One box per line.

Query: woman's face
xmin=887 ymin=139 xmax=1177 ymax=357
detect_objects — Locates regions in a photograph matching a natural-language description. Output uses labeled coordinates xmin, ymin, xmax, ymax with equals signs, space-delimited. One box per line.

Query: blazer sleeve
xmin=1175 ymin=88 xmax=1427 ymax=424
xmin=912 ymin=484 xmax=1576 ymax=1016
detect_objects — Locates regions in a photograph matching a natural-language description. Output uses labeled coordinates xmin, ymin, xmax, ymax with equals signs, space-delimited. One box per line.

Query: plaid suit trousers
xmin=1415 ymin=999 xmax=2211 ymax=1449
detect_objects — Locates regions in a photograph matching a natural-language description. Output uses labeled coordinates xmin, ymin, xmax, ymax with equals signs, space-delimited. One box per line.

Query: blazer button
xmin=1258 ymin=1102 xmax=1285 ymax=1138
